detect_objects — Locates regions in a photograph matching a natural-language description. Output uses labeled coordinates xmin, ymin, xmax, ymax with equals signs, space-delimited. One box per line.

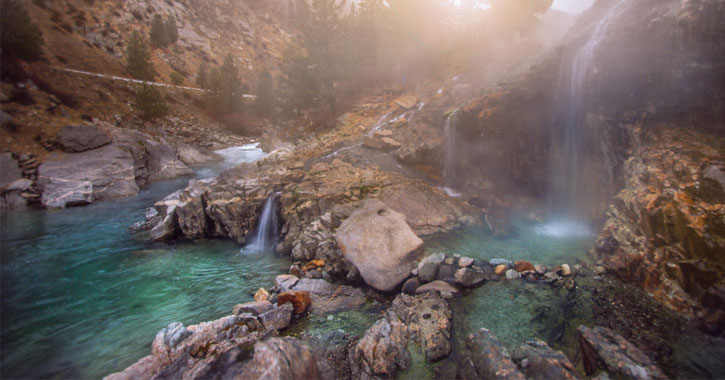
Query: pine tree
xmin=0 ymin=0 xmax=45 ymax=62
xmin=279 ymin=45 xmax=318 ymax=114
xmin=254 ymin=70 xmax=275 ymax=117
xmin=195 ymin=63 xmax=209 ymax=89
xmin=125 ymin=31 xmax=155 ymax=80
xmin=165 ymin=17 xmax=179 ymax=44
xmin=134 ymin=85 xmax=168 ymax=121
xmin=205 ymin=55 xmax=242 ymax=116
xmin=150 ymin=15 xmax=169 ymax=47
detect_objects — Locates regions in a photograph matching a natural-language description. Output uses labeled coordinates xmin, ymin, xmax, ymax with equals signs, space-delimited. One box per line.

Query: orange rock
xmin=254 ymin=288 xmax=270 ymax=302
xmin=278 ymin=291 xmax=311 ymax=314
xmin=303 ymin=259 xmax=325 ymax=271
xmin=494 ymin=264 xmax=507 ymax=275
xmin=514 ymin=260 xmax=535 ymax=273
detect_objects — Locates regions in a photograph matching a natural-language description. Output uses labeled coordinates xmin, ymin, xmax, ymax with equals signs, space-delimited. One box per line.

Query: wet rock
xmin=534 ymin=264 xmax=548 ymax=275
xmin=437 ymin=263 xmax=457 ymax=281
xmin=145 ymin=138 xmax=193 ymax=181
xmin=515 ymin=260 xmax=535 ymax=272
xmin=174 ymin=142 xmax=218 ymax=165
xmin=175 ymin=179 xmax=213 ymax=239
xmin=495 ymin=264 xmax=508 ymax=275
xmin=511 ymin=338 xmax=580 ymax=380
xmin=459 ymin=328 xmax=525 ymax=380
xmin=259 ymin=303 xmax=293 ymax=331
xmin=505 ymin=269 xmax=522 ymax=280
xmin=459 ymin=256 xmax=475 ymax=267
xmin=402 ymin=277 xmax=421 ymax=294
xmin=57 ymin=123 xmax=112 ymax=152
xmin=349 ymin=310 xmax=410 ymax=378
xmin=543 ymin=272 xmax=560 ymax=284
xmin=149 ymin=191 xmax=180 ymax=241
xmin=278 ymin=291 xmax=311 ymax=314
xmin=233 ymin=300 xmax=273 ymax=316
xmin=418 ymin=252 xmax=446 ymax=282
xmin=578 ymin=326 xmax=666 ymax=380
xmin=415 ymin=280 xmax=459 ymax=297
xmin=390 ymin=292 xmax=452 ymax=362
xmin=335 ymin=199 xmax=424 ymax=291
xmin=559 ymin=264 xmax=572 ymax=276
xmin=292 ymin=278 xmax=366 ymax=315
xmin=303 ymin=331 xmax=357 ymax=380
xmin=455 ymin=267 xmax=487 ymax=287
xmin=39 ymin=177 xmax=93 ymax=208
xmin=237 ymin=337 xmax=319 ymax=380
xmin=275 ymin=274 xmax=300 ymax=292
xmin=254 ymin=288 xmax=270 ymax=302
xmin=490 ymin=258 xmax=513 ymax=267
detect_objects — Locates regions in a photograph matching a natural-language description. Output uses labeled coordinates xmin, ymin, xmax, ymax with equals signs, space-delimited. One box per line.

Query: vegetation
xmin=134 ymin=85 xmax=168 ymax=121
xmin=169 ymin=71 xmax=185 ymax=86
xmin=125 ymin=31 xmax=156 ymax=80
xmin=150 ymin=15 xmax=179 ymax=48
xmin=195 ymin=63 xmax=209 ymax=89
xmin=203 ymin=55 xmax=243 ymax=118
xmin=0 ymin=0 xmax=45 ymax=62
xmin=254 ymin=70 xmax=275 ymax=118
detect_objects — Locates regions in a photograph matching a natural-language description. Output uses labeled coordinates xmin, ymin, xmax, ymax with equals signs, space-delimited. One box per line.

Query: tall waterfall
xmin=244 ymin=193 xmax=279 ymax=253
xmin=443 ymin=110 xmax=460 ymax=184
xmin=551 ymin=0 xmax=629 ymax=218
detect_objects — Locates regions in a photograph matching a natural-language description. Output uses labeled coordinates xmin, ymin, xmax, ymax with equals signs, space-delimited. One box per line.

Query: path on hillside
xmin=51 ymin=67 xmax=256 ymax=98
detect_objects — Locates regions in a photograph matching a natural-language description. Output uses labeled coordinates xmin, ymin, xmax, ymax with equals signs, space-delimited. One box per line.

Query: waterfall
xmin=243 ymin=193 xmax=279 ymax=254
xmin=443 ymin=110 xmax=460 ymax=184
xmin=551 ymin=0 xmax=629 ymax=218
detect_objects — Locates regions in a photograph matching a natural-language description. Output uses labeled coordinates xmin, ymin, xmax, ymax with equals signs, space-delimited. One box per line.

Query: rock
xmin=511 ymin=338 xmax=581 ymax=380
xmin=459 ymin=256 xmax=475 ymax=267
xmin=402 ymin=277 xmax=421 ymax=294
xmin=254 ymin=288 xmax=270 ymax=302
xmin=373 ymin=130 xmax=393 ymax=138
xmin=578 ymin=326 xmax=666 ymax=380
xmin=149 ymin=190 xmax=181 ymax=241
xmin=0 ymin=153 xmax=22 ymax=186
xmin=515 ymin=260 xmax=535 ymax=272
xmin=543 ymin=272 xmax=560 ymax=284
xmin=144 ymin=138 xmax=193 ymax=181
xmin=362 ymin=136 xmax=385 ymax=150
xmin=381 ymin=137 xmax=401 ymax=149
xmin=38 ymin=145 xmax=139 ymax=207
xmin=350 ymin=311 xmax=410 ymax=378
xmin=155 ymin=322 xmax=192 ymax=353
xmin=415 ymin=280 xmax=459 ymax=296
xmin=459 ymin=328 xmax=525 ymax=380
xmin=390 ymin=293 xmax=452 ymax=362
xmin=259 ymin=303 xmax=293 ymax=331
xmin=292 ymin=278 xmax=366 ymax=315
xmin=174 ymin=142 xmax=218 ymax=165
xmin=238 ymin=337 xmax=320 ymax=380
xmin=455 ymin=267 xmax=487 ymax=287
xmin=57 ymin=123 xmax=112 ymax=152
xmin=335 ymin=199 xmax=424 ymax=292
xmin=5 ymin=178 xmax=32 ymax=192
xmin=437 ymin=264 xmax=457 ymax=281
xmin=505 ymin=269 xmax=522 ymax=280
xmin=418 ymin=252 xmax=446 ymax=282
xmin=559 ymin=264 xmax=572 ymax=276
xmin=233 ymin=300 xmax=273 ymax=316
xmin=490 ymin=258 xmax=512 ymax=267
xmin=495 ymin=264 xmax=508 ymax=275
xmin=275 ymin=274 xmax=300 ymax=292
xmin=278 ymin=291 xmax=312 ymax=314
xmin=534 ymin=264 xmax=547 ymax=275
xmin=394 ymin=95 xmax=418 ymax=109
xmin=302 ymin=331 xmax=357 ymax=380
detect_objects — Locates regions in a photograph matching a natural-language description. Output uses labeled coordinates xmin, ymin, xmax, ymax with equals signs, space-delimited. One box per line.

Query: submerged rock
xmin=515 ymin=260 xmax=535 ymax=273
xmin=415 ymin=280 xmax=459 ymax=297
xmin=511 ymin=338 xmax=581 ymax=380
xmin=578 ymin=325 xmax=666 ymax=380
xmin=458 ymin=328 xmax=525 ymax=380
xmin=335 ymin=199 xmax=424 ymax=292
xmin=303 ymin=331 xmax=357 ymax=380
xmin=505 ymin=269 xmax=522 ymax=280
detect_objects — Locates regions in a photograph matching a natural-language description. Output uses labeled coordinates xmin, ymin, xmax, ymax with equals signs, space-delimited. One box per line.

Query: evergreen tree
xmin=0 ymin=0 xmax=45 ymax=62
xmin=150 ymin=15 xmax=169 ymax=47
xmin=134 ymin=85 xmax=168 ymax=121
xmin=254 ymin=70 xmax=275 ymax=117
xmin=125 ymin=31 xmax=155 ymax=80
xmin=205 ymin=55 xmax=242 ymax=116
xmin=195 ymin=63 xmax=209 ymax=89
xmin=165 ymin=17 xmax=179 ymax=44
xmin=279 ymin=45 xmax=318 ymax=114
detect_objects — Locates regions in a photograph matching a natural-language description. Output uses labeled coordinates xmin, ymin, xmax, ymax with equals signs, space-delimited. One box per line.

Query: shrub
xmin=169 ymin=71 xmax=184 ymax=85
xmin=125 ymin=31 xmax=155 ymax=80
xmin=134 ymin=85 xmax=168 ymax=121
xmin=1 ymin=0 xmax=45 ymax=62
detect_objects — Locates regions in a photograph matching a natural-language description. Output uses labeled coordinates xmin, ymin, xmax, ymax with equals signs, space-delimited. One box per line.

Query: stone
xmin=415 ymin=280 xmax=459 ymax=296
xmin=254 ymin=288 xmax=270 ymax=302
xmin=350 ymin=311 xmax=410 ymax=378
xmin=259 ymin=303 xmax=293 ymax=331
xmin=362 ymin=136 xmax=385 ymax=150
xmin=534 ymin=264 xmax=547 ymax=275
xmin=232 ymin=300 xmax=273 ymax=316
xmin=390 ymin=292 xmax=452 ymax=362
xmin=490 ymin=258 xmax=512 ymax=267
xmin=505 ymin=269 xmax=522 ymax=280
xmin=174 ymin=142 xmax=218 ymax=165
xmin=459 ymin=256 xmax=475 ymax=267
xmin=460 ymin=328 xmax=525 ymax=380
xmin=394 ymin=95 xmax=418 ymax=109
xmin=515 ymin=260 xmax=535 ymax=272
xmin=238 ymin=337 xmax=320 ymax=380
xmin=275 ymin=274 xmax=300 ymax=292
xmin=402 ymin=277 xmax=421 ymax=294
xmin=39 ymin=177 xmax=93 ymax=208
xmin=335 ymin=199 xmax=424 ymax=292
xmin=144 ymin=138 xmax=193 ymax=181
xmin=57 ymin=123 xmax=112 ymax=152
xmin=455 ymin=267 xmax=487 ymax=287
xmin=559 ymin=264 xmax=572 ymax=276
xmin=543 ymin=272 xmax=560 ymax=284
xmin=155 ymin=322 xmax=192 ymax=352
xmin=0 ymin=153 xmax=22 ymax=186
xmin=302 ymin=331 xmax=356 ymax=380
xmin=418 ymin=252 xmax=446 ymax=282
xmin=278 ymin=291 xmax=312 ymax=314
xmin=437 ymin=264 xmax=456 ymax=281
xmin=292 ymin=278 xmax=366 ymax=315
xmin=512 ymin=338 xmax=581 ymax=380
xmin=495 ymin=264 xmax=508 ymax=275
xmin=578 ymin=326 xmax=666 ymax=380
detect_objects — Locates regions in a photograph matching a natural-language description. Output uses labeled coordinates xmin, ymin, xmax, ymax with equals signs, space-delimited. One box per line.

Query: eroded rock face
xmin=578 ymin=325 xmax=667 ymax=380
xmin=145 ymin=138 xmax=194 ymax=181
xmin=335 ymin=199 xmax=424 ymax=292
xmin=458 ymin=328 xmax=525 ymax=380
xmin=350 ymin=310 xmax=410 ymax=379
xmin=57 ymin=123 xmax=113 ymax=153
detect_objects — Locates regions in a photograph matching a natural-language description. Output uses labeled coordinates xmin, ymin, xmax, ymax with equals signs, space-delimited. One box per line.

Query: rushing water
xmin=0 ymin=144 xmax=289 ymax=379
xmin=243 ymin=192 xmax=280 ymax=254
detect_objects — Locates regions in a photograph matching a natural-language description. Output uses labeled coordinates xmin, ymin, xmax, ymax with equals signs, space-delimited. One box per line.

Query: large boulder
xmin=578 ymin=326 xmax=666 ymax=380
xmin=349 ymin=310 xmax=410 ymax=379
xmin=145 ymin=138 xmax=194 ymax=181
xmin=390 ymin=292 xmax=452 ymax=362
xmin=57 ymin=123 xmax=112 ymax=153
xmin=237 ymin=337 xmax=320 ymax=380
xmin=335 ymin=199 xmax=424 ymax=291
xmin=38 ymin=145 xmax=139 ymax=208
xmin=303 ymin=331 xmax=358 ymax=380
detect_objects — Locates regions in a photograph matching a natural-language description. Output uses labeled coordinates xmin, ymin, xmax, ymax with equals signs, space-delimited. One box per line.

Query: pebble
xmin=458 ymin=257 xmax=474 ymax=268
xmin=560 ymin=264 xmax=571 ymax=276
xmin=495 ymin=264 xmax=507 ymax=275
xmin=505 ymin=269 xmax=521 ymax=280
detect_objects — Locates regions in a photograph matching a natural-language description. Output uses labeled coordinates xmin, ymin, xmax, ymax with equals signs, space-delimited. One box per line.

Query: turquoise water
xmin=0 ymin=146 xmax=290 ymax=379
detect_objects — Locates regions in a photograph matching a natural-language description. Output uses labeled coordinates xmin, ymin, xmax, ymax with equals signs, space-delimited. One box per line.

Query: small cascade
xmin=443 ymin=110 xmax=460 ymax=184
xmin=243 ymin=193 xmax=279 ymax=254
xmin=550 ymin=0 xmax=629 ymax=218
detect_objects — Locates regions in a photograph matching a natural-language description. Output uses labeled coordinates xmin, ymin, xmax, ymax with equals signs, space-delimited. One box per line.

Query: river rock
xmin=543 ymin=272 xmax=560 ymax=284
xmin=390 ymin=292 xmax=452 ymax=362
xmin=145 ymin=138 xmax=194 ymax=181
xmin=534 ymin=264 xmax=548 ymax=275
xmin=233 ymin=300 xmax=273 ymax=316
xmin=350 ymin=310 xmax=410 ymax=379
xmin=418 ymin=252 xmax=446 ymax=282
xmin=0 ymin=153 xmax=22 ymax=186
xmin=149 ymin=190 xmax=181 ymax=241
xmin=275 ymin=274 xmax=300 ymax=292
xmin=459 ymin=256 xmax=475 ymax=267
xmin=437 ymin=263 xmax=457 ymax=281
xmin=455 ymin=267 xmax=487 ymax=287
xmin=335 ymin=199 xmax=424 ymax=292
xmin=402 ymin=277 xmax=421 ymax=294
xmin=415 ymin=280 xmax=459 ymax=297
xmin=511 ymin=338 xmax=581 ymax=380
xmin=254 ymin=288 xmax=270 ymax=302
xmin=174 ymin=142 xmax=218 ymax=165
xmin=237 ymin=337 xmax=320 ymax=380
xmin=459 ymin=328 xmax=525 ymax=380
xmin=278 ymin=291 xmax=311 ymax=314
xmin=292 ymin=278 xmax=366 ymax=315
xmin=303 ymin=331 xmax=357 ymax=380
xmin=505 ymin=269 xmax=522 ymax=280
xmin=578 ymin=326 xmax=666 ymax=380
xmin=57 ymin=123 xmax=112 ymax=152
xmin=515 ymin=260 xmax=535 ymax=272
xmin=259 ymin=303 xmax=293 ymax=331
xmin=495 ymin=264 xmax=508 ymax=275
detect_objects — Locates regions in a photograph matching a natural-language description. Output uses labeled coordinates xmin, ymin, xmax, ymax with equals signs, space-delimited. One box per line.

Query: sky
xmin=551 ymin=0 xmax=596 ymax=14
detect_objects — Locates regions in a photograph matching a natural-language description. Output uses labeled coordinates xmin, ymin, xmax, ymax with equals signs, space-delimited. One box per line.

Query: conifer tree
xmin=0 ymin=0 xmax=44 ymax=62
xmin=150 ymin=15 xmax=169 ymax=47
xmin=195 ymin=63 xmax=209 ymax=89
xmin=134 ymin=85 xmax=168 ymax=121
xmin=125 ymin=31 xmax=155 ymax=80
xmin=254 ymin=70 xmax=275 ymax=117
xmin=165 ymin=17 xmax=179 ymax=44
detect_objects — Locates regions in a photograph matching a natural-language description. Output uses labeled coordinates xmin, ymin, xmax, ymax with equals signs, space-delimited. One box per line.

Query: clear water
xmin=0 ymin=145 xmax=288 ymax=379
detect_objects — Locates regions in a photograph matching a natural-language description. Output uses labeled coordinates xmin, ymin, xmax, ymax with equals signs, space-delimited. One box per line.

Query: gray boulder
xmin=578 ymin=326 xmax=666 ymax=380
xmin=335 ymin=199 xmax=424 ymax=291
xmin=57 ymin=123 xmax=112 ymax=152
xmin=350 ymin=310 xmax=410 ymax=379
xmin=259 ymin=303 xmax=293 ymax=331
xmin=418 ymin=252 xmax=446 ymax=282
xmin=0 ymin=153 xmax=22 ymax=186
xmin=239 ymin=337 xmax=320 ymax=380
xmin=145 ymin=138 xmax=193 ymax=181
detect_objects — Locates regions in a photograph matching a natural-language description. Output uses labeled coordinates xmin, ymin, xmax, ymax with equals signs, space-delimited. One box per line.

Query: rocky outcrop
xmin=57 ymin=123 xmax=112 ymax=153
xmin=145 ymin=137 xmax=194 ymax=181
xmin=458 ymin=328 xmax=526 ymax=380
xmin=578 ymin=325 xmax=667 ymax=380
xmin=349 ymin=310 xmax=410 ymax=379
xmin=303 ymin=331 xmax=358 ymax=380
xmin=511 ymin=339 xmax=580 ymax=380
xmin=335 ymin=199 xmax=424 ymax=292
xmin=389 ymin=292 xmax=452 ymax=362
xmin=1 ymin=153 xmax=27 ymax=209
